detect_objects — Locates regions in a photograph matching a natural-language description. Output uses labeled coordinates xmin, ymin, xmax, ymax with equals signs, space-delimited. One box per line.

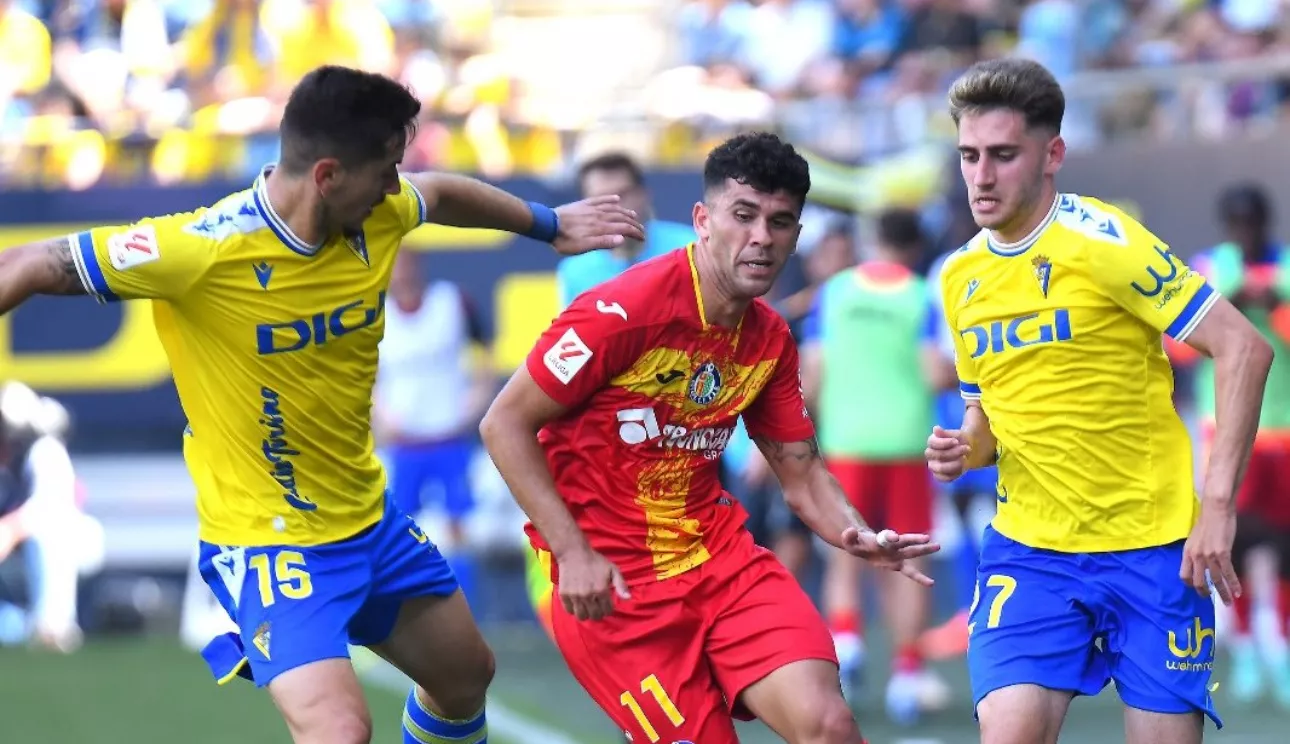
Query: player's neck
xmin=264 ymin=170 xmax=329 ymax=246
xmin=695 ymin=253 xmax=750 ymax=328
xmin=991 ymin=187 xmax=1058 ymax=246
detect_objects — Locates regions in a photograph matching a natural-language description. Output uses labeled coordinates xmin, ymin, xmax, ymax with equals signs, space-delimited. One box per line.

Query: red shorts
xmin=551 ymin=534 xmax=837 ymax=744
xmin=827 ymin=458 xmax=933 ymax=535
xmin=1204 ymin=427 xmax=1290 ymax=528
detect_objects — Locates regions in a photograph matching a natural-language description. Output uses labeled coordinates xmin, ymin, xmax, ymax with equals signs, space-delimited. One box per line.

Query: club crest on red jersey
xmin=688 ymin=361 xmax=722 ymax=405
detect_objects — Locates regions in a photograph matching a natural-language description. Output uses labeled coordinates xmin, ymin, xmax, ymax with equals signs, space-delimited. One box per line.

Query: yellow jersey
xmin=68 ymin=167 xmax=429 ymax=547
xmin=939 ymin=193 xmax=1216 ymax=553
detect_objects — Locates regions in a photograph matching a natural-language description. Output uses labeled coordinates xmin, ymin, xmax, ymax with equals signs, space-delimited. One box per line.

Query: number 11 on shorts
xmin=968 ymin=574 xmax=1017 ymax=635
xmin=620 ymin=674 xmax=684 ymax=743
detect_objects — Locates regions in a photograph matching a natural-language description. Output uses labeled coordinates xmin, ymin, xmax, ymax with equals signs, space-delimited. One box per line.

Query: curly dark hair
xmin=279 ymin=66 xmax=422 ymax=174
xmin=702 ymin=132 xmax=811 ymax=209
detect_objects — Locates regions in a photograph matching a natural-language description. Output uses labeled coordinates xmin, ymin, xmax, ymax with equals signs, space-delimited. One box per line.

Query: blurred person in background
xmin=0 ymin=381 xmax=102 ymax=653
xmin=0 ymin=0 xmax=52 ymax=129
xmin=1172 ymin=183 xmax=1290 ymax=708
xmin=375 ymin=250 xmax=494 ymax=609
xmin=555 ymin=152 xmax=696 ymax=306
xmin=917 ymin=237 xmax=997 ymax=663
xmin=800 ymin=208 xmax=947 ymax=723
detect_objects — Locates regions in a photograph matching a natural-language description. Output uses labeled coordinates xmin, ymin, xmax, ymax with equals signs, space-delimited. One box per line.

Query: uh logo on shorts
xmin=1166 ymin=616 xmax=1215 ymax=671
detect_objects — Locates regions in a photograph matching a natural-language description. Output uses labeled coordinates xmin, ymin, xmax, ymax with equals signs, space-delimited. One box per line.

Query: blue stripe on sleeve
xmin=402 ymin=177 xmax=429 ymax=225
xmin=1164 ymin=282 xmax=1216 ymax=341
xmin=74 ymin=231 xmax=119 ymax=302
xmin=959 ymin=381 xmax=982 ymax=399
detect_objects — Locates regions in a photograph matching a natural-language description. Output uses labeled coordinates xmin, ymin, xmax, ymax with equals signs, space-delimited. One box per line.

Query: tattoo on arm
xmin=754 ymin=435 xmax=822 ymax=464
xmin=40 ymin=237 xmax=87 ymax=296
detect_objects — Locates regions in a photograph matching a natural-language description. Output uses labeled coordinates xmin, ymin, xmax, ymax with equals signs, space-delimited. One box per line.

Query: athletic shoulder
xmin=937 ymin=232 xmax=987 ymax=289
xmin=1053 ymin=193 xmax=1156 ymax=253
xmin=174 ymin=187 xmax=274 ymax=249
xmin=583 ymin=248 xmax=691 ymax=327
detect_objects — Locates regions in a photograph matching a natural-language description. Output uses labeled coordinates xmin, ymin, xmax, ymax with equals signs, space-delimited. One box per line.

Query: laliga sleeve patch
xmin=543 ymin=328 xmax=593 ymax=384
xmin=107 ymin=224 xmax=161 ymax=271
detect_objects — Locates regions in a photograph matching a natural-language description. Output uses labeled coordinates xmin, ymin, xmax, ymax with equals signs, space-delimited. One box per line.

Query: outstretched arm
xmin=0 ymin=237 xmax=86 ymax=314
xmin=753 ymin=434 xmax=939 ymax=585
xmin=402 ymin=172 xmax=646 ymax=255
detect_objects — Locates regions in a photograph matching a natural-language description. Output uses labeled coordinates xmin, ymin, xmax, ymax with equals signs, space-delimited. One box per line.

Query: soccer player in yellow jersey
xmin=924 ymin=58 xmax=1274 ymax=744
xmin=0 ymin=66 xmax=644 ymax=744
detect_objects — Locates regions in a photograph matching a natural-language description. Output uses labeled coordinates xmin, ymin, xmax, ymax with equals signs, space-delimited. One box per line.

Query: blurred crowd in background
xmin=3 ymin=0 xmax=1290 ymax=189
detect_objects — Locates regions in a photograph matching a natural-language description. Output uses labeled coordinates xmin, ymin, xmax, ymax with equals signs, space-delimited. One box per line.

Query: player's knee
xmin=425 ymin=646 xmax=495 ymax=718
xmin=977 ymin=691 xmax=1060 ymax=744
xmin=294 ymin=709 xmax=372 ymax=744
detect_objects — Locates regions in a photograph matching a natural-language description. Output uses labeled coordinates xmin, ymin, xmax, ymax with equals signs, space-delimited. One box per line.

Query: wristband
xmin=525 ymin=201 xmax=559 ymax=243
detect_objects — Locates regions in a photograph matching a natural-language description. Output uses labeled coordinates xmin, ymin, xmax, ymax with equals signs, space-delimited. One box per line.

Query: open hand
xmin=552 ymin=195 xmax=646 ymax=256
xmin=841 ymin=527 xmax=941 ymax=586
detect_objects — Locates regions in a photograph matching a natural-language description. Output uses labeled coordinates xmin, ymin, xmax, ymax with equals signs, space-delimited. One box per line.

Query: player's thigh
xmin=197 ymin=540 xmax=368 ymax=688
xmin=552 ymin=579 xmax=739 ymax=744
xmin=353 ymin=504 xmax=491 ymax=706
xmin=268 ymin=658 xmax=373 ymax=744
xmin=975 ymin=684 xmax=1074 ymax=744
xmin=740 ymin=659 xmax=862 ymax=743
xmin=883 ymin=460 xmax=934 ymax=534
xmin=1122 ymin=706 xmax=1203 ymax=744
xmin=968 ymin=528 xmax=1108 ymax=721
xmin=368 ymin=591 xmax=494 ymax=713
xmin=1098 ymin=542 xmax=1222 ymax=730
xmin=705 ymin=546 xmax=841 ymax=729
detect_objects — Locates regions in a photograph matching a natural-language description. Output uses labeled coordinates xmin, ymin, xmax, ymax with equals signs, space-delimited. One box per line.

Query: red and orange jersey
xmin=524 ymin=245 xmax=814 ymax=585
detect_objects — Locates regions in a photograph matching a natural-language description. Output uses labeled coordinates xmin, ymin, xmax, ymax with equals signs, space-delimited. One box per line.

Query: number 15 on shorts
xmin=248 ymin=551 xmax=314 ymax=607
xmin=969 ymin=574 xmax=1017 ymax=635
xmin=620 ymin=674 xmax=684 ymax=743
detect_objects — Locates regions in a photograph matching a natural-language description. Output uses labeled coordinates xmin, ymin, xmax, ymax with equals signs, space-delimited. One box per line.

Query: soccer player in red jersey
xmin=481 ymin=132 xmax=940 ymax=744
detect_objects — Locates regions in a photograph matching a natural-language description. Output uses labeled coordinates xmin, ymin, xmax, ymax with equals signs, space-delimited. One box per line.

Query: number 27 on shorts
xmin=969 ymin=574 xmax=1017 ymax=635
xmin=620 ymin=674 xmax=685 ymax=743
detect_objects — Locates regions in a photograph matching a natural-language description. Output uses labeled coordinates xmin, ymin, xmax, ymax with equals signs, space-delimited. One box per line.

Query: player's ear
xmin=312 ymin=158 xmax=343 ymax=195
xmin=693 ymin=201 xmax=710 ymax=243
xmin=1044 ymin=134 xmax=1066 ymax=177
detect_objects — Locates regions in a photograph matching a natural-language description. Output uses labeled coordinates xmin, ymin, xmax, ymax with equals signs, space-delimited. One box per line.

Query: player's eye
xmin=734 ymin=212 xmax=753 ymax=222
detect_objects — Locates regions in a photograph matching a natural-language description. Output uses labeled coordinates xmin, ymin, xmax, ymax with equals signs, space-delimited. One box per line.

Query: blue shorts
xmin=387 ymin=438 xmax=475 ymax=520
xmin=968 ymin=526 xmax=1221 ymax=728
xmin=197 ymin=498 xmax=458 ymax=687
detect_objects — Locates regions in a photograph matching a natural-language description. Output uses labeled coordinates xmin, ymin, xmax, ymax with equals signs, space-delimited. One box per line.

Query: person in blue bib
xmin=556 ymin=152 xmax=698 ymax=306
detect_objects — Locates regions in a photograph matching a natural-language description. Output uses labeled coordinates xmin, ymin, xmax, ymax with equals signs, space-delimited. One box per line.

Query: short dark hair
xmin=876 ymin=208 xmax=925 ymax=252
xmin=703 ymin=132 xmax=811 ymax=208
xmin=1218 ymin=182 xmax=1271 ymax=225
xmin=279 ymin=66 xmax=421 ymax=174
xmin=948 ymin=58 xmax=1065 ymax=134
xmin=577 ymin=152 xmax=645 ymax=189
